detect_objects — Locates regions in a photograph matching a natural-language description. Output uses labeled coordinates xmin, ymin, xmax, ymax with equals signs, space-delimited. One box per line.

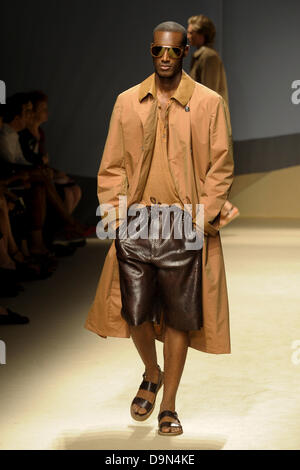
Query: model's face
xmin=151 ymin=31 xmax=189 ymax=79
xmin=187 ymin=24 xmax=205 ymax=47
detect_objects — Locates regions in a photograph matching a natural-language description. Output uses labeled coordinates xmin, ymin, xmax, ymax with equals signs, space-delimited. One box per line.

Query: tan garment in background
xmin=190 ymin=44 xmax=229 ymax=106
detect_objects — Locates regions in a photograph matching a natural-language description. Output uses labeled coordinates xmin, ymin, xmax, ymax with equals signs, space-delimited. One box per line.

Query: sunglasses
xmin=150 ymin=44 xmax=184 ymax=59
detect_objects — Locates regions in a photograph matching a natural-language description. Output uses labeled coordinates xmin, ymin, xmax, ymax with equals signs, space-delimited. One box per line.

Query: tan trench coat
xmin=84 ymin=70 xmax=234 ymax=354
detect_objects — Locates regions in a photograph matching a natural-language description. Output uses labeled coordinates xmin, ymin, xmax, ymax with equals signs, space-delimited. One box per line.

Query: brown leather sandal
xmin=130 ymin=365 xmax=164 ymax=422
xmin=158 ymin=410 xmax=183 ymax=436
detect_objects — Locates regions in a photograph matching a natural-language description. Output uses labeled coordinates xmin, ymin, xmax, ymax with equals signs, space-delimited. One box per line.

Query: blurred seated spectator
xmin=19 ymin=90 xmax=82 ymax=216
xmin=0 ymin=94 xmax=85 ymax=255
xmin=0 ymin=94 xmax=54 ymax=260
xmin=0 ymin=93 xmax=32 ymax=167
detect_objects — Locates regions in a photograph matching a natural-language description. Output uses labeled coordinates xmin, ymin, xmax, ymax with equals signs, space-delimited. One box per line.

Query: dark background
xmin=1 ymin=0 xmax=299 ymax=190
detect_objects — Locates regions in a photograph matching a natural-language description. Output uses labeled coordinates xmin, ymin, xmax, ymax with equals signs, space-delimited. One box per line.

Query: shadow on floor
xmin=53 ymin=424 xmax=227 ymax=450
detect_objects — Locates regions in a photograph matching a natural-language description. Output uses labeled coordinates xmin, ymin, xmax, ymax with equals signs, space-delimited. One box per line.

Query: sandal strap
xmin=142 ymin=365 xmax=161 ymax=379
xmin=158 ymin=410 xmax=180 ymax=422
xmin=140 ymin=365 xmax=162 ymax=393
xmin=132 ymin=396 xmax=153 ymax=413
xmin=159 ymin=421 xmax=182 ymax=431
xmin=139 ymin=379 xmax=160 ymax=393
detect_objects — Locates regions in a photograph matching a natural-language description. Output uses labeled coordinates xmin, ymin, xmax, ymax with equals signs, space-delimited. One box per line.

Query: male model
xmin=187 ymin=14 xmax=239 ymax=227
xmin=85 ymin=21 xmax=234 ymax=436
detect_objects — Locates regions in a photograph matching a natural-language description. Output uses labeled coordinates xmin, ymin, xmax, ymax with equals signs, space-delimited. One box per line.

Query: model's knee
xmin=165 ymin=324 xmax=189 ymax=337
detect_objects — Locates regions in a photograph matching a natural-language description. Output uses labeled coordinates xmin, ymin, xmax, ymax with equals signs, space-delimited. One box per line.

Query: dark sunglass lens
xmin=172 ymin=47 xmax=182 ymax=57
xmin=151 ymin=46 xmax=163 ymax=57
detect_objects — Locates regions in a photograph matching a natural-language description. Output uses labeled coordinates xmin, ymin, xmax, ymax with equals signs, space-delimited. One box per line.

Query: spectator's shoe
xmin=30 ymin=251 xmax=58 ymax=275
xmin=68 ymin=239 xmax=87 ymax=248
xmin=82 ymin=226 xmax=96 ymax=238
xmin=12 ymin=260 xmax=42 ymax=282
xmin=0 ymin=308 xmax=29 ymax=325
xmin=0 ymin=284 xmax=21 ymax=298
xmin=53 ymin=229 xmax=86 ymax=246
xmin=64 ymin=223 xmax=95 ymax=240
xmin=12 ymin=253 xmax=54 ymax=281
xmin=10 ymin=250 xmax=40 ymax=280
xmin=51 ymin=243 xmax=77 ymax=257
xmin=15 ymin=264 xmax=41 ymax=281
xmin=219 ymin=205 xmax=240 ymax=228
xmin=0 ymin=268 xmax=24 ymax=297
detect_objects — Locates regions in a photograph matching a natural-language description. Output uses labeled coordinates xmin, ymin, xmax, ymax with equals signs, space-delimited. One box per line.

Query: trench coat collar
xmin=138 ymin=69 xmax=195 ymax=107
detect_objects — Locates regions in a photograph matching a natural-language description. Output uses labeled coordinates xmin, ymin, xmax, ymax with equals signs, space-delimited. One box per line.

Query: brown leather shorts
xmin=115 ymin=205 xmax=203 ymax=332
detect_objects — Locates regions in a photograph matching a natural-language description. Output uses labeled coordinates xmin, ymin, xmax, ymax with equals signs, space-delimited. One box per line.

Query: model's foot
xmin=132 ymin=365 xmax=161 ymax=416
xmin=158 ymin=407 xmax=183 ymax=435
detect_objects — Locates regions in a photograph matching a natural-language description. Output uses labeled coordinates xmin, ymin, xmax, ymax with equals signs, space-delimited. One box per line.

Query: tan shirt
xmin=140 ymin=100 xmax=182 ymax=208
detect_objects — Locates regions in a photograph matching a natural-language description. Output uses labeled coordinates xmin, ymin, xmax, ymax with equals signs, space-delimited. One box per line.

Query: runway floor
xmin=0 ymin=218 xmax=300 ymax=450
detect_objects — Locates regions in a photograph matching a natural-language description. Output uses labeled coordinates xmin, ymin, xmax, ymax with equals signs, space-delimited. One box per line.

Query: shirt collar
xmin=138 ymin=69 xmax=195 ymax=107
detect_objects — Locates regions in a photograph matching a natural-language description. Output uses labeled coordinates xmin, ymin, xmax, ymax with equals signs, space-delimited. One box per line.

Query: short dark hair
xmin=27 ymin=90 xmax=48 ymax=111
xmin=153 ymin=21 xmax=187 ymax=47
xmin=3 ymin=93 xmax=30 ymax=123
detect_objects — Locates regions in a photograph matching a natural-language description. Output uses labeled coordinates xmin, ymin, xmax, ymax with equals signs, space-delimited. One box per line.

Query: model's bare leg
xmin=130 ymin=321 xmax=161 ymax=416
xmin=159 ymin=325 xmax=189 ymax=433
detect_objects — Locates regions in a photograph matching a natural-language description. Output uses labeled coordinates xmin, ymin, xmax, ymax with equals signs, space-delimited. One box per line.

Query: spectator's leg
xmin=0 ymin=195 xmax=24 ymax=257
xmin=62 ymin=187 xmax=75 ymax=214
xmin=0 ymin=237 xmax=15 ymax=269
xmin=63 ymin=185 xmax=82 ymax=214
xmin=0 ymin=197 xmax=16 ymax=269
xmin=40 ymin=175 xmax=83 ymax=231
xmin=23 ymin=183 xmax=49 ymax=255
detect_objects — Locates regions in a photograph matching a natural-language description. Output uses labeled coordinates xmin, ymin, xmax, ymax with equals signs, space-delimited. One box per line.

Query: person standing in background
xmin=187 ymin=14 xmax=240 ymax=227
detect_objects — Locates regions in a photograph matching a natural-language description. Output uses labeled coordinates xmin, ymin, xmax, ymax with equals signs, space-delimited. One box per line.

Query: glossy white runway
xmin=0 ymin=218 xmax=300 ymax=450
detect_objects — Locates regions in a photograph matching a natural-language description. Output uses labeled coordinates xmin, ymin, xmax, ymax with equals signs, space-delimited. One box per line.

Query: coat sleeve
xmin=97 ymin=95 xmax=128 ymax=230
xmin=201 ymin=96 xmax=234 ymax=237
